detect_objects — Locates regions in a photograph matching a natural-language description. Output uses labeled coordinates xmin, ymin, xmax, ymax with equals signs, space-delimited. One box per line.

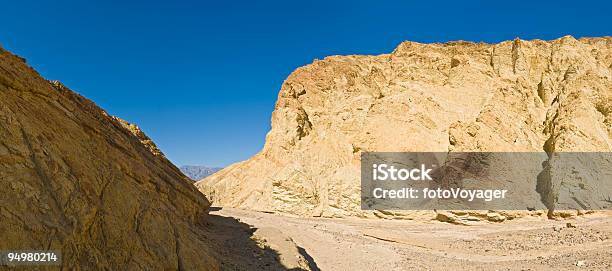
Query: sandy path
xmin=208 ymin=208 xmax=612 ymax=270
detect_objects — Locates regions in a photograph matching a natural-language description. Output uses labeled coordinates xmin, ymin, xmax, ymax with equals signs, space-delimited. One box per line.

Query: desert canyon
xmin=1 ymin=36 xmax=611 ymax=270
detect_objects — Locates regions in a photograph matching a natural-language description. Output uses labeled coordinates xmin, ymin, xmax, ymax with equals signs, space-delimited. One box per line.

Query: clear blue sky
xmin=1 ymin=1 xmax=609 ymax=167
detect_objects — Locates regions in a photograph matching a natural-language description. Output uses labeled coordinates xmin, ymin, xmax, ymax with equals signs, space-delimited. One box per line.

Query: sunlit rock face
xmin=0 ymin=47 xmax=219 ymax=270
xmin=197 ymin=36 xmax=612 ymax=219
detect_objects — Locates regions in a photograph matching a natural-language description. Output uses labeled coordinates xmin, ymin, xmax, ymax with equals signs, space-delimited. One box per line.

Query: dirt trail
xmin=209 ymin=208 xmax=612 ymax=270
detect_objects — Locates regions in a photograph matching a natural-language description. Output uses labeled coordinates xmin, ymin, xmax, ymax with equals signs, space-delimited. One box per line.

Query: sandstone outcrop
xmin=0 ymin=47 xmax=218 ymax=269
xmin=197 ymin=36 xmax=612 ymax=218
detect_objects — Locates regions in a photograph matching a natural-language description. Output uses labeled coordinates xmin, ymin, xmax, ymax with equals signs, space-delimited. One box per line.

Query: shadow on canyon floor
xmin=296 ymin=246 xmax=320 ymax=271
xmin=203 ymin=207 xmax=318 ymax=270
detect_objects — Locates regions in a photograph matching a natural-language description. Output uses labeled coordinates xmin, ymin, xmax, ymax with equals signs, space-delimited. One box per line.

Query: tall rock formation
xmin=0 ymin=47 xmax=218 ymax=269
xmin=197 ymin=36 xmax=612 ymax=218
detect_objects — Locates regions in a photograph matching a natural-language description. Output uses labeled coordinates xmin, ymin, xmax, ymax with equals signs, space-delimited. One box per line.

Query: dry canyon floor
xmin=207 ymin=208 xmax=612 ymax=271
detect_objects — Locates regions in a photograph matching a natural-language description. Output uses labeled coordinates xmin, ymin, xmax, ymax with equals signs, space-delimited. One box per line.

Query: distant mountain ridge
xmin=180 ymin=165 xmax=222 ymax=181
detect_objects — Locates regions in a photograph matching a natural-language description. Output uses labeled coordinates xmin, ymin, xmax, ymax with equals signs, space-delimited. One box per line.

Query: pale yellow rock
xmin=197 ymin=36 xmax=612 ymax=219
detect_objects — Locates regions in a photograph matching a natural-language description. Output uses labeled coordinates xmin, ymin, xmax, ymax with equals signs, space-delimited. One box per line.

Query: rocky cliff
xmin=0 ymin=47 xmax=218 ymax=269
xmin=197 ymin=36 xmax=612 ymax=218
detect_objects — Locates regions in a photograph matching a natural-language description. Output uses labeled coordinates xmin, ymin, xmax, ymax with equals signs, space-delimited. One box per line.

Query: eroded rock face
xmin=0 ymin=48 xmax=218 ymax=269
xmin=197 ymin=36 xmax=612 ymax=218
